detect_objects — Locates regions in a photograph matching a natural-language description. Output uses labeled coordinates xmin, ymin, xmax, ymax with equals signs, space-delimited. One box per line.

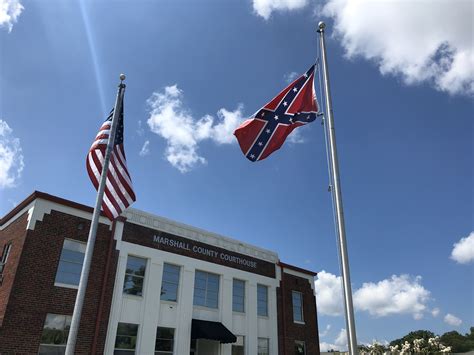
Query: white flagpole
xmin=317 ymin=22 xmax=359 ymax=355
xmin=65 ymin=74 xmax=126 ymax=355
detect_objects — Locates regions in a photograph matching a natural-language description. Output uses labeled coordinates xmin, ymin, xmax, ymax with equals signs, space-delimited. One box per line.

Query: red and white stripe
xmin=86 ymin=121 xmax=136 ymax=220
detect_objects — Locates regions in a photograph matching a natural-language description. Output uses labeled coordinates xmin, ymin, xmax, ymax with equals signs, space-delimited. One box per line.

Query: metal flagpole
xmin=317 ymin=22 xmax=358 ymax=355
xmin=65 ymin=74 xmax=126 ymax=355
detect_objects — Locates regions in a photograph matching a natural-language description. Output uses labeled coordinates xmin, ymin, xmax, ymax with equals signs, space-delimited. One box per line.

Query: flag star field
xmin=1 ymin=0 xmax=472 ymax=348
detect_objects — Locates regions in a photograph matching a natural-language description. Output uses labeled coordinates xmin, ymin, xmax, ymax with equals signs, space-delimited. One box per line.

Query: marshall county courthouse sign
xmin=121 ymin=222 xmax=276 ymax=278
xmin=153 ymin=235 xmax=258 ymax=269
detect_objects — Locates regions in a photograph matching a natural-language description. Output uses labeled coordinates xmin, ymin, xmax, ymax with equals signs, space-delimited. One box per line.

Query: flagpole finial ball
xmin=318 ymin=22 xmax=326 ymax=30
xmin=119 ymin=74 xmax=126 ymax=81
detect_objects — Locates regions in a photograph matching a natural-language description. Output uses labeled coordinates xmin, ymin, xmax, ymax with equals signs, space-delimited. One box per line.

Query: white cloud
xmin=0 ymin=0 xmax=23 ymax=32
xmin=251 ymin=0 xmax=473 ymax=95
xmin=139 ymin=140 xmax=150 ymax=157
xmin=335 ymin=328 xmax=348 ymax=348
xmin=319 ymin=342 xmax=335 ymax=352
xmin=284 ymin=71 xmax=299 ymax=83
xmin=0 ymin=119 xmax=24 ymax=188
xmin=431 ymin=308 xmax=440 ymax=317
xmin=209 ymin=107 xmax=245 ymax=144
xmin=252 ymin=0 xmax=308 ymax=20
xmin=444 ymin=313 xmax=462 ymax=327
xmin=451 ymin=232 xmax=474 ymax=264
xmin=354 ymin=274 xmax=430 ymax=319
xmin=319 ymin=324 xmax=331 ymax=338
xmin=320 ymin=342 xmax=339 ymax=352
xmin=146 ymin=85 xmax=243 ymax=172
xmin=319 ymin=328 xmax=350 ymax=352
xmin=315 ymin=271 xmax=431 ymax=319
xmin=315 ymin=270 xmax=344 ymax=316
xmin=136 ymin=120 xmax=145 ymax=136
xmin=287 ymin=129 xmax=305 ymax=144
xmin=413 ymin=312 xmax=423 ymax=321
xmin=322 ymin=0 xmax=474 ymax=96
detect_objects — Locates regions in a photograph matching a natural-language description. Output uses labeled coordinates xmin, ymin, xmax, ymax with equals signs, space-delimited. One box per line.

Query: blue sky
xmin=1 ymin=0 xmax=473 ymax=349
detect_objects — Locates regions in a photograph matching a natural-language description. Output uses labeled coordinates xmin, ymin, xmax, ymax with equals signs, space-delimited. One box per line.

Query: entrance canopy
xmin=191 ymin=319 xmax=237 ymax=344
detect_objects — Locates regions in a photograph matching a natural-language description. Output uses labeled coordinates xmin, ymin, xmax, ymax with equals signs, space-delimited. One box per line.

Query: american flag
xmin=86 ymin=101 xmax=136 ymax=220
xmin=234 ymin=65 xmax=319 ymax=161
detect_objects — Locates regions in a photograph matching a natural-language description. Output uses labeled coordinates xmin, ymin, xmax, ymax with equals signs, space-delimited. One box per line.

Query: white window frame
xmin=292 ymin=290 xmax=304 ymax=323
xmin=54 ymin=239 xmax=86 ymax=289
xmin=193 ymin=270 xmax=220 ymax=309
xmin=38 ymin=313 xmax=72 ymax=353
xmin=0 ymin=242 xmax=12 ymax=274
xmin=155 ymin=326 xmax=175 ymax=355
xmin=257 ymin=284 xmax=268 ymax=317
xmin=114 ymin=322 xmax=139 ymax=354
xmin=1 ymin=242 xmax=12 ymax=264
xmin=160 ymin=263 xmax=181 ymax=303
xmin=295 ymin=340 xmax=306 ymax=355
xmin=232 ymin=278 xmax=245 ymax=313
xmin=123 ymin=255 xmax=147 ymax=297
xmin=258 ymin=337 xmax=270 ymax=355
xmin=232 ymin=335 xmax=245 ymax=355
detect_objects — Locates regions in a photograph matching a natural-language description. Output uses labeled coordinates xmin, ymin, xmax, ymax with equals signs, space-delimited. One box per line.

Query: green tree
xmin=440 ymin=330 xmax=474 ymax=353
xmin=358 ymin=342 xmax=387 ymax=354
xmin=389 ymin=327 xmax=474 ymax=353
xmin=358 ymin=344 xmax=370 ymax=353
xmin=390 ymin=330 xmax=436 ymax=348
xmin=467 ymin=327 xmax=474 ymax=341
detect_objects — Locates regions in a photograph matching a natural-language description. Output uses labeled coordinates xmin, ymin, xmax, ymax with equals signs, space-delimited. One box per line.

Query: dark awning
xmin=191 ymin=319 xmax=237 ymax=344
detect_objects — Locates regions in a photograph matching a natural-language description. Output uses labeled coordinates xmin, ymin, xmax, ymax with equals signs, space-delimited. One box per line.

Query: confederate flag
xmin=234 ymin=65 xmax=319 ymax=162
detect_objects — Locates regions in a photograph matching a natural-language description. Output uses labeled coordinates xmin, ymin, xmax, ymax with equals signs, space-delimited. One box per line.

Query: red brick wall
xmin=0 ymin=213 xmax=29 ymax=327
xmin=0 ymin=210 xmax=118 ymax=355
xmin=277 ymin=272 xmax=321 ymax=355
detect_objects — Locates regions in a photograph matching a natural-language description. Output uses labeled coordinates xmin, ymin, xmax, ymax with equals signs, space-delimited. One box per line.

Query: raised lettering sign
xmin=152 ymin=235 xmax=258 ymax=269
xmin=123 ymin=223 xmax=275 ymax=278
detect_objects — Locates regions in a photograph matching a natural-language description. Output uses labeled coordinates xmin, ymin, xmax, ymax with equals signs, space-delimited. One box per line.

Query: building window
xmin=54 ymin=239 xmax=86 ymax=287
xmin=257 ymin=284 xmax=268 ymax=316
xmin=155 ymin=327 xmax=174 ymax=355
xmin=1 ymin=242 xmax=12 ymax=264
xmin=0 ymin=242 xmax=12 ymax=272
xmin=114 ymin=322 xmax=138 ymax=354
xmin=295 ymin=340 xmax=306 ymax=355
xmin=193 ymin=270 xmax=219 ymax=309
xmin=232 ymin=279 xmax=245 ymax=313
xmin=160 ymin=263 xmax=180 ymax=302
xmin=123 ymin=256 xmax=147 ymax=296
xmin=232 ymin=335 xmax=245 ymax=355
xmin=292 ymin=291 xmax=304 ymax=322
xmin=258 ymin=338 xmax=269 ymax=355
xmin=38 ymin=313 xmax=72 ymax=355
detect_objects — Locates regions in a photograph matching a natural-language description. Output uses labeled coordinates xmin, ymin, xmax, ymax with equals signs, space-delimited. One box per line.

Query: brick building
xmin=0 ymin=192 xmax=320 ymax=354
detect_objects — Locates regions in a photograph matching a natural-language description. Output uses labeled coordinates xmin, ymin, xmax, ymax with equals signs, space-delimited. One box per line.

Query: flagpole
xmin=317 ymin=22 xmax=358 ymax=355
xmin=65 ymin=74 xmax=126 ymax=355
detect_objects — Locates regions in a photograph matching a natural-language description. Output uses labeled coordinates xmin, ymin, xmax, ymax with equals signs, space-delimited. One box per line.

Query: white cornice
xmin=283 ymin=267 xmax=316 ymax=290
xmin=0 ymin=202 xmax=34 ymax=231
xmin=124 ymin=208 xmax=279 ymax=264
xmin=27 ymin=198 xmax=112 ymax=230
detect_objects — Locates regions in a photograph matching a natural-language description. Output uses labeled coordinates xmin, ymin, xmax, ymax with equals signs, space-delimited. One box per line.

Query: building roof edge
xmin=278 ymin=261 xmax=318 ymax=276
xmin=1 ymin=192 xmax=278 ymax=264
xmin=0 ymin=191 xmax=105 ymax=226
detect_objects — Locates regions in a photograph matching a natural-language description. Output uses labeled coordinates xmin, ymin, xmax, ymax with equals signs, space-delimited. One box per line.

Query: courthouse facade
xmin=0 ymin=192 xmax=320 ymax=354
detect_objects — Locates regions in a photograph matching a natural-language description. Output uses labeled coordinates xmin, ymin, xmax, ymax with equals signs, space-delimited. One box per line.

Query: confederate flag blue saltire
xmin=86 ymin=101 xmax=136 ymax=221
xmin=234 ymin=65 xmax=319 ymax=162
